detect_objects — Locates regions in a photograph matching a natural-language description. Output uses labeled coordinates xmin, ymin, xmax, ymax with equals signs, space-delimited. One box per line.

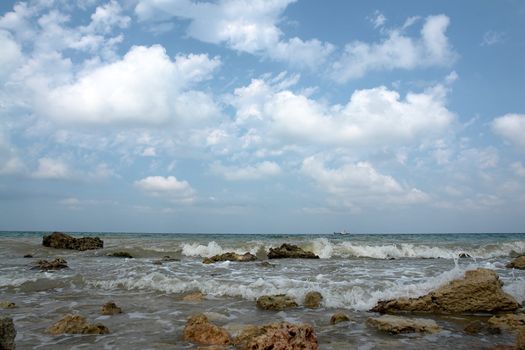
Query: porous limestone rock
xmin=202 ymin=252 xmax=257 ymax=264
xmin=100 ymin=302 xmax=122 ymax=315
xmin=366 ymin=315 xmax=441 ymax=334
xmin=304 ymin=291 xmax=323 ymax=308
xmin=234 ymin=322 xmax=318 ymax=350
xmin=267 ymin=244 xmax=319 ymax=259
xmin=47 ymin=314 xmax=109 ymax=335
xmin=256 ymin=294 xmax=298 ymax=311
xmin=330 ymin=312 xmax=350 ymax=325
xmin=507 ymin=256 xmax=525 ymax=270
xmin=0 ymin=317 xmax=16 ymax=350
xmin=183 ymin=314 xmax=231 ymax=345
xmin=33 ymin=258 xmax=68 ymax=271
xmin=43 ymin=232 xmax=103 ymax=251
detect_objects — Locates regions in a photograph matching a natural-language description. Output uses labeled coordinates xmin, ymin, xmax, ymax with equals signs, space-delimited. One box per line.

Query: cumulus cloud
xmin=492 ymin=113 xmax=525 ymax=150
xmin=32 ymin=157 xmax=71 ymax=179
xmin=135 ymin=175 xmax=196 ymax=203
xmin=211 ymin=161 xmax=281 ymax=180
xmin=331 ymin=15 xmax=456 ymax=82
xmin=0 ymin=30 xmax=22 ymax=81
xmin=511 ymin=162 xmax=525 ymax=177
xmin=135 ymin=0 xmax=334 ymax=68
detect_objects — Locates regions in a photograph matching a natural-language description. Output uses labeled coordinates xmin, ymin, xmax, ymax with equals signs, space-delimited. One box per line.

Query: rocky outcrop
xmin=43 ymin=232 xmax=103 ymax=251
xmin=33 ymin=258 xmax=68 ymax=271
xmin=183 ymin=292 xmax=204 ymax=302
xmin=202 ymin=252 xmax=257 ymax=264
xmin=234 ymin=322 xmax=318 ymax=350
xmin=507 ymin=256 xmax=525 ymax=270
xmin=0 ymin=302 xmax=16 ymax=309
xmin=330 ymin=312 xmax=350 ymax=325
xmin=47 ymin=314 xmax=109 ymax=335
xmin=517 ymin=328 xmax=525 ymax=350
xmin=101 ymin=302 xmax=122 ymax=315
xmin=182 ymin=314 xmax=231 ymax=345
xmin=304 ymin=292 xmax=323 ymax=308
xmin=108 ymin=251 xmax=133 ymax=258
xmin=0 ymin=317 xmax=16 ymax=350
xmin=268 ymin=244 xmax=319 ymax=259
xmin=367 ymin=315 xmax=441 ymax=334
xmin=371 ymin=269 xmax=519 ymax=314
xmin=256 ymin=294 xmax=298 ymax=311
xmin=488 ymin=313 xmax=525 ymax=331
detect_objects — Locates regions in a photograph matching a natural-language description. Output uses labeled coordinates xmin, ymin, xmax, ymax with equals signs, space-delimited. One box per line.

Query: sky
xmin=0 ymin=0 xmax=524 ymax=234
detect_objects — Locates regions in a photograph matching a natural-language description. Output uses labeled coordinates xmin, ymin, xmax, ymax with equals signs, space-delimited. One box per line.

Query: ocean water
xmin=1 ymin=231 xmax=524 ymax=349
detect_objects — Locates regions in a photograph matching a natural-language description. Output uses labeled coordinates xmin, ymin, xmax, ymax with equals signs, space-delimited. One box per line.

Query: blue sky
xmin=0 ymin=0 xmax=524 ymax=233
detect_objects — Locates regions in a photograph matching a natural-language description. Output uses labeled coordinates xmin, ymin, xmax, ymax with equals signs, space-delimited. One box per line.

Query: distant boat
xmin=333 ymin=230 xmax=349 ymax=235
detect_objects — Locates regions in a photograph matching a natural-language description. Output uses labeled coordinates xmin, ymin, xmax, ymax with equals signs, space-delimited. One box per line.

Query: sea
xmin=1 ymin=231 xmax=524 ymax=349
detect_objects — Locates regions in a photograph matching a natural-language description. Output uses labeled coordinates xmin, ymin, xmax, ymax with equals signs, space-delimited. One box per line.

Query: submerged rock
xmin=517 ymin=328 xmax=525 ymax=350
xmin=100 ymin=302 xmax=122 ymax=315
xmin=0 ymin=302 xmax=16 ymax=309
xmin=153 ymin=255 xmax=180 ymax=264
xmin=234 ymin=322 xmax=318 ymax=350
xmin=371 ymin=268 xmax=519 ymax=314
xmin=367 ymin=315 xmax=441 ymax=334
xmin=330 ymin=312 xmax=350 ymax=325
xmin=183 ymin=314 xmax=231 ymax=345
xmin=47 ymin=314 xmax=109 ymax=335
xmin=202 ymin=252 xmax=257 ymax=264
xmin=33 ymin=257 xmax=68 ymax=271
xmin=458 ymin=252 xmax=471 ymax=258
xmin=256 ymin=294 xmax=298 ymax=311
xmin=0 ymin=317 xmax=16 ymax=350
xmin=43 ymin=231 xmax=103 ymax=251
xmin=488 ymin=313 xmax=525 ymax=331
xmin=463 ymin=320 xmax=500 ymax=335
xmin=258 ymin=261 xmax=275 ymax=268
xmin=108 ymin=251 xmax=133 ymax=258
xmin=304 ymin=292 xmax=323 ymax=308
xmin=183 ymin=292 xmax=204 ymax=302
xmin=506 ymin=256 xmax=525 ymax=269
xmin=267 ymin=244 xmax=319 ymax=259
xmin=23 ymin=254 xmax=33 ymax=258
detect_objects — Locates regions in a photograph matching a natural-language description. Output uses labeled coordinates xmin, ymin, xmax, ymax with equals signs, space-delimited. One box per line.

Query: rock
xmin=506 ymin=256 xmax=525 ymax=270
xmin=366 ymin=315 xmax=441 ymax=334
xmin=43 ymin=231 xmax=103 ymax=251
xmin=371 ymin=268 xmax=519 ymax=314
xmin=330 ymin=312 xmax=350 ymax=325
xmin=196 ymin=346 xmax=227 ymax=350
xmin=100 ymin=302 xmax=122 ymax=315
xmin=304 ymin=292 xmax=323 ymax=308
xmin=202 ymin=252 xmax=257 ymax=264
xmin=258 ymin=261 xmax=275 ymax=268
xmin=517 ymin=327 xmax=525 ymax=350
xmin=47 ymin=314 xmax=109 ymax=335
xmin=182 ymin=314 xmax=231 ymax=345
xmin=459 ymin=252 xmax=471 ymax=258
xmin=234 ymin=322 xmax=318 ymax=350
xmin=33 ymin=257 xmax=68 ymax=271
xmin=108 ymin=251 xmax=133 ymax=258
xmin=463 ymin=320 xmax=500 ymax=335
xmin=153 ymin=255 xmax=180 ymax=265
xmin=488 ymin=313 xmax=525 ymax=331
xmin=0 ymin=302 xmax=16 ymax=309
xmin=0 ymin=317 xmax=16 ymax=350
xmin=256 ymin=294 xmax=298 ymax=311
xmin=183 ymin=292 xmax=204 ymax=302
xmin=23 ymin=254 xmax=33 ymax=258
xmin=267 ymin=244 xmax=319 ymax=259
xmin=486 ymin=346 xmax=514 ymax=350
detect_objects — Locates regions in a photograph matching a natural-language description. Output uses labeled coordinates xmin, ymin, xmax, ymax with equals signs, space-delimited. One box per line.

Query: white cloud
xmin=481 ymin=30 xmax=505 ymax=46
xmin=371 ymin=11 xmax=386 ymax=29
xmin=511 ymin=162 xmax=525 ymax=177
xmin=211 ymin=161 xmax=281 ymax=180
xmin=135 ymin=0 xmax=334 ymax=68
xmin=85 ymin=0 xmax=130 ymax=34
xmin=141 ymin=147 xmax=156 ymax=157
xmin=0 ymin=133 xmax=25 ymax=175
xmin=331 ymin=15 xmax=456 ymax=82
xmin=32 ymin=157 xmax=71 ymax=179
xmin=492 ymin=113 xmax=525 ymax=150
xmin=135 ymin=175 xmax=196 ymax=203
xmin=0 ymin=30 xmax=22 ymax=80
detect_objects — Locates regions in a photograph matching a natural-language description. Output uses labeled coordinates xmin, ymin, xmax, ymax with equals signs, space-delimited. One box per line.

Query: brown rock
xmin=371 ymin=269 xmax=519 ymax=314
xmin=0 ymin=317 xmax=16 ymax=350
xmin=507 ymin=256 xmax=525 ymax=270
xmin=234 ymin=322 xmax=318 ymax=350
xmin=0 ymin=302 xmax=16 ymax=309
xmin=183 ymin=314 xmax=231 ymax=345
xmin=202 ymin=252 xmax=257 ymax=264
xmin=267 ymin=244 xmax=319 ymax=259
xmin=183 ymin=292 xmax=204 ymax=302
xmin=256 ymin=294 xmax=298 ymax=311
xmin=47 ymin=314 xmax=109 ymax=335
xmin=463 ymin=320 xmax=500 ymax=335
xmin=486 ymin=346 xmax=514 ymax=350
xmin=517 ymin=327 xmax=525 ymax=350
xmin=101 ymin=302 xmax=122 ymax=315
xmin=258 ymin=261 xmax=275 ymax=268
xmin=304 ymin=291 xmax=323 ymax=308
xmin=43 ymin=232 xmax=103 ymax=251
xmin=33 ymin=257 xmax=68 ymax=271
xmin=108 ymin=251 xmax=133 ymax=258
xmin=367 ymin=315 xmax=441 ymax=334
xmin=330 ymin=312 xmax=350 ymax=325
xmin=488 ymin=313 xmax=525 ymax=331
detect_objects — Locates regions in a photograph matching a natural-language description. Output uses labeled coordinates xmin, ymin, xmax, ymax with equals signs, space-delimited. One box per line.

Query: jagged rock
xmin=463 ymin=320 xmax=500 ymax=335
xmin=330 ymin=312 xmax=350 ymax=325
xmin=100 ymin=302 xmax=122 ymax=315
xmin=108 ymin=251 xmax=133 ymax=258
xmin=256 ymin=294 xmax=298 ymax=311
xmin=234 ymin=322 xmax=318 ymax=350
xmin=304 ymin=292 xmax=323 ymax=308
xmin=23 ymin=254 xmax=33 ymax=258
xmin=0 ymin=302 xmax=16 ymax=309
xmin=488 ymin=313 xmax=525 ymax=331
xmin=517 ymin=328 xmax=525 ymax=350
xmin=43 ymin=232 xmax=103 ymax=251
xmin=202 ymin=252 xmax=257 ymax=264
xmin=33 ymin=258 xmax=68 ymax=271
xmin=459 ymin=252 xmax=471 ymax=258
xmin=47 ymin=314 xmax=109 ymax=335
xmin=367 ymin=315 xmax=441 ymax=334
xmin=0 ymin=317 xmax=16 ymax=350
xmin=267 ymin=244 xmax=319 ymax=259
xmin=183 ymin=292 xmax=204 ymax=302
xmin=182 ymin=314 xmax=231 ymax=345
xmin=506 ymin=256 xmax=525 ymax=270
xmin=371 ymin=269 xmax=519 ymax=314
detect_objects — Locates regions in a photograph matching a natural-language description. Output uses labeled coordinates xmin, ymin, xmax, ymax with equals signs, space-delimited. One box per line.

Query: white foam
xmin=180 ymin=241 xmax=261 ymax=258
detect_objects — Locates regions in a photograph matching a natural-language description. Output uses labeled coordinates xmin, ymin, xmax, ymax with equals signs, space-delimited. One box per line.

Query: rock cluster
xmin=202 ymin=252 xmax=257 ymax=264
xmin=100 ymin=302 xmax=122 ymax=315
xmin=43 ymin=232 xmax=103 ymax=251
xmin=234 ymin=322 xmax=318 ymax=350
xmin=506 ymin=256 xmax=525 ymax=269
xmin=256 ymin=294 xmax=298 ymax=311
xmin=0 ymin=317 xmax=16 ymax=350
xmin=267 ymin=244 xmax=319 ymax=259
xmin=367 ymin=315 xmax=441 ymax=334
xmin=183 ymin=314 xmax=231 ymax=345
xmin=371 ymin=268 xmax=519 ymax=314
xmin=33 ymin=258 xmax=68 ymax=271
xmin=47 ymin=314 xmax=109 ymax=335
xmin=304 ymin=292 xmax=323 ymax=308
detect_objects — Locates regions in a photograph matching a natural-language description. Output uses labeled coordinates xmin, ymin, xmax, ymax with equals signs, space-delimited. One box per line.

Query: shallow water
xmin=1 ymin=232 xmax=524 ymax=349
